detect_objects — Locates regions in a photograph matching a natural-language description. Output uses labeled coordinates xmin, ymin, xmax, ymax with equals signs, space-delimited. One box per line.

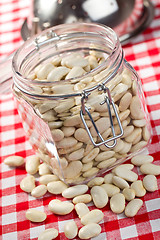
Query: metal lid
xmin=21 ymin=0 xmax=154 ymax=45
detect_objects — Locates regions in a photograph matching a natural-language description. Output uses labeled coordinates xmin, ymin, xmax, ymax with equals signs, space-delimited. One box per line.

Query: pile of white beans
xmin=16 ymin=50 xmax=151 ymax=184
xmin=4 ymin=153 xmax=160 ymax=239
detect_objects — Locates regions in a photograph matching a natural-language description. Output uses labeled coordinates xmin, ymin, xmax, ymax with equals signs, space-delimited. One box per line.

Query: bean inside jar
xmin=13 ymin=23 xmax=151 ymax=184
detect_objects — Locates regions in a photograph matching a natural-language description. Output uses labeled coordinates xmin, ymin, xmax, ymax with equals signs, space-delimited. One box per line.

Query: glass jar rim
xmin=12 ymin=22 xmax=122 ymax=98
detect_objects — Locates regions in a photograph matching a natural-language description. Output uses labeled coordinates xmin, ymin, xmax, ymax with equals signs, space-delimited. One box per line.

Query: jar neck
xmin=13 ymin=23 xmax=124 ymax=99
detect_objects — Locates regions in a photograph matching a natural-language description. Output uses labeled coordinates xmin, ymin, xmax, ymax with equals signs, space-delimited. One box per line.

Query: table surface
xmin=0 ymin=0 xmax=160 ymax=239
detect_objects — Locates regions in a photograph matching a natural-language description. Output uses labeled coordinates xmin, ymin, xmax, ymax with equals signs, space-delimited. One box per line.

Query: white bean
xmin=131 ymin=180 xmax=146 ymax=197
xmin=112 ymin=176 xmax=130 ymax=189
xmin=20 ymin=175 xmax=35 ymax=193
xmin=48 ymin=199 xmax=74 ymax=215
xmin=47 ymin=180 xmax=68 ymax=194
xmin=130 ymin=96 xmax=144 ymax=120
xmin=82 ymin=167 xmax=99 ymax=178
xmin=63 ymin=161 xmax=82 ymax=179
xmin=38 ymin=228 xmax=59 ymax=240
xmin=66 ymin=66 xmax=85 ymax=79
xmin=122 ymin=188 xmax=136 ymax=201
xmin=74 ymin=128 xmax=90 ymax=143
xmin=131 ymin=154 xmax=154 ymax=166
xmin=51 ymin=129 xmax=64 ymax=142
xmin=110 ymin=193 xmax=125 ymax=214
xmin=78 ymin=223 xmax=101 ymax=239
xmin=91 ymin=186 xmax=108 ymax=208
xmin=31 ymin=185 xmax=47 ymax=198
xmin=4 ymin=155 xmax=24 ymax=167
xmin=143 ymin=175 xmax=158 ymax=192
xmin=130 ymin=141 xmax=147 ymax=152
xmin=81 ymin=209 xmax=104 ymax=225
xmin=87 ymin=177 xmax=104 ymax=188
xmin=25 ymin=155 xmax=40 ymax=174
xmin=64 ymin=220 xmax=78 ymax=239
xmin=101 ymin=183 xmax=120 ymax=197
xmin=39 ymin=163 xmax=52 ymax=175
xmin=57 ymin=137 xmax=77 ymax=149
xmin=62 ymin=185 xmax=88 ymax=198
xmin=82 ymin=148 xmax=100 ymax=163
xmin=125 ymin=199 xmax=143 ymax=217
xmin=47 ymin=66 xmax=69 ymax=81
xmin=61 ymin=126 xmax=75 ymax=137
xmin=75 ymin=203 xmax=90 ymax=218
xmin=67 ymin=148 xmax=84 ymax=161
xmin=26 ymin=209 xmax=47 ymax=222
xmin=39 ymin=174 xmax=59 ymax=185
xmin=37 ymin=63 xmax=54 ymax=79
xmin=140 ymin=163 xmax=160 ymax=175
xmin=114 ymin=167 xmax=138 ymax=182
xmin=104 ymin=173 xmax=115 ymax=184
xmin=119 ymin=92 xmax=132 ymax=111
xmin=97 ymin=157 xmax=116 ymax=169
xmin=72 ymin=194 xmax=92 ymax=204
xmin=95 ymin=151 xmax=115 ymax=162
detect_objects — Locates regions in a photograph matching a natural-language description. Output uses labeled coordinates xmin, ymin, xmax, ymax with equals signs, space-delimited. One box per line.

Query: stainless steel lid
xmin=21 ymin=0 xmax=154 ymax=45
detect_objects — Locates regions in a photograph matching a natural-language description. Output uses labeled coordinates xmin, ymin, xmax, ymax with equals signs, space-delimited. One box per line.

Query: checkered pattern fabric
xmin=0 ymin=0 xmax=160 ymax=239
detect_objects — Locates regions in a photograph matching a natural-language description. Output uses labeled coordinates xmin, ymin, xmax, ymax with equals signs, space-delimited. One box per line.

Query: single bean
xmin=112 ymin=176 xmax=130 ymax=189
xmin=143 ymin=175 xmax=158 ymax=192
xmin=110 ymin=193 xmax=125 ymax=214
xmin=130 ymin=96 xmax=144 ymax=120
xmin=38 ymin=228 xmax=59 ymax=240
xmin=78 ymin=223 xmax=101 ymax=239
xmin=97 ymin=157 xmax=116 ymax=169
xmin=131 ymin=180 xmax=146 ymax=197
xmin=4 ymin=155 xmax=24 ymax=167
xmin=26 ymin=209 xmax=47 ymax=222
xmin=82 ymin=167 xmax=99 ymax=178
xmin=91 ymin=186 xmax=108 ymax=208
xmin=25 ymin=155 xmax=40 ymax=174
xmin=57 ymin=137 xmax=78 ymax=149
xmin=62 ymin=185 xmax=88 ymax=198
xmin=39 ymin=174 xmax=59 ymax=185
xmin=31 ymin=185 xmax=47 ymax=198
xmin=130 ymin=141 xmax=147 ymax=152
xmin=37 ymin=63 xmax=54 ymax=79
xmin=81 ymin=209 xmax=104 ymax=225
xmin=47 ymin=180 xmax=68 ymax=194
xmin=39 ymin=163 xmax=52 ymax=175
xmin=47 ymin=66 xmax=69 ymax=81
xmin=104 ymin=173 xmax=115 ymax=184
xmin=51 ymin=129 xmax=64 ymax=142
xmin=64 ymin=220 xmax=78 ymax=239
xmin=48 ymin=199 xmax=74 ymax=215
xmin=131 ymin=154 xmax=153 ymax=166
xmin=140 ymin=163 xmax=160 ymax=175
xmin=82 ymin=148 xmax=100 ymax=163
xmin=63 ymin=161 xmax=83 ymax=179
xmin=75 ymin=203 xmax=90 ymax=218
xmin=125 ymin=199 xmax=143 ymax=217
xmin=20 ymin=175 xmax=35 ymax=193
xmin=101 ymin=183 xmax=120 ymax=197
xmin=122 ymin=188 xmax=136 ymax=201
xmin=87 ymin=177 xmax=104 ymax=188
xmin=95 ymin=151 xmax=115 ymax=162
xmin=72 ymin=194 xmax=92 ymax=204
xmin=114 ymin=167 xmax=138 ymax=182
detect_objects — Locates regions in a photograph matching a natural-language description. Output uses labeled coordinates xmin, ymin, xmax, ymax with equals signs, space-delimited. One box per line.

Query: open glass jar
xmin=12 ymin=23 xmax=151 ymax=184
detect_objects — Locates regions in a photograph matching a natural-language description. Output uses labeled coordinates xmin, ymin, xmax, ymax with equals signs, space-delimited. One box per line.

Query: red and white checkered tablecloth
xmin=0 ymin=0 xmax=160 ymax=239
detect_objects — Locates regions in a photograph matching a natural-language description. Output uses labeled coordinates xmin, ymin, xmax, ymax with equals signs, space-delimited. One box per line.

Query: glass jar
xmin=12 ymin=23 xmax=151 ymax=184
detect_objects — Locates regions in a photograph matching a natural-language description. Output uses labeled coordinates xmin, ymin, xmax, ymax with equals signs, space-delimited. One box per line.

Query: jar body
xmin=12 ymin=23 xmax=151 ymax=184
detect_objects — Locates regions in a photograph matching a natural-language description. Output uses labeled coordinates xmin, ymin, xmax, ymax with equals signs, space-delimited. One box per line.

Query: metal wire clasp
xmin=80 ymin=84 xmax=123 ymax=148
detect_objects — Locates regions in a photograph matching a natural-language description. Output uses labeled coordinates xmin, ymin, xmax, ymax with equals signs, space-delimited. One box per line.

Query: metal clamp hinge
xmin=80 ymin=87 xmax=123 ymax=148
